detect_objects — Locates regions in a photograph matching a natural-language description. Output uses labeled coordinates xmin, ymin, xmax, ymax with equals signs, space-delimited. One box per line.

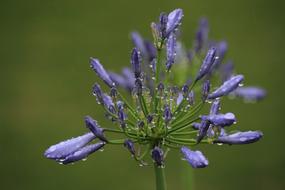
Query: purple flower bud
xmin=163 ymin=105 xmax=172 ymax=123
xmin=131 ymin=32 xmax=147 ymax=57
xmin=135 ymin=78 xmax=143 ymax=96
xmin=192 ymin=122 xmax=201 ymax=130
xmin=202 ymin=80 xmax=210 ymax=101
xmin=188 ymin=90 xmax=195 ymax=106
xmin=214 ymin=131 xmax=263 ymax=145
xmin=131 ymin=48 xmax=142 ymax=79
xmin=216 ymin=41 xmax=228 ymax=63
xmin=103 ymin=94 xmax=115 ymax=113
xmin=182 ymin=84 xmax=189 ymax=96
xmin=44 ymin=132 xmax=96 ymax=160
xmin=108 ymin=72 xmax=130 ymax=91
xmin=116 ymin=101 xmax=124 ymax=110
xmin=204 ymin=113 xmax=236 ymax=127
xmin=90 ymin=58 xmax=114 ymax=87
xmin=159 ymin=12 xmax=168 ymax=39
xmin=157 ymin=82 xmax=164 ymax=93
xmin=92 ymin=83 xmax=104 ymax=104
xmin=117 ymin=107 xmax=127 ymax=128
xmin=176 ymin=93 xmax=183 ymax=106
xmin=233 ymin=86 xmax=266 ymax=101
xmin=152 ymin=147 xmax=164 ymax=166
xmin=210 ymin=99 xmax=220 ymax=115
xmin=62 ymin=142 xmax=105 ymax=165
xmin=144 ymin=41 xmax=157 ymax=61
xmin=221 ymin=60 xmax=234 ymax=82
xmin=124 ymin=139 xmax=136 ymax=155
xmin=208 ymin=75 xmax=244 ymax=99
xmin=187 ymin=50 xmax=194 ymax=63
xmin=166 ymin=9 xmax=183 ymax=37
xmin=147 ymin=115 xmax=154 ymax=124
xmin=181 ymin=147 xmax=209 ymax=168
xmin=197 ymin=120 xmax=210 ymax=143
xmin=195 ymin=47 xmax=217 ymax=81
xmin=166 ymin=33 xmax=177 ymax=71
xmin=110 ymin=87 xmax=117 ymax=98
xmin=85 ymin=116 xmax=107 ymax=142
xmin=195 ymin=17 xmax=209 ymax=53
xmin=137 ymin=120 xmax=145 ymax=128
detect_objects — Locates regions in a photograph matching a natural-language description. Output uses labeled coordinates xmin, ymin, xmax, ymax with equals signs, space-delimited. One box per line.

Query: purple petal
xmin=208 ymin=75 xmax=244 ymax=99
xmin=181 ymin=147 xmax=208 ymax=168
xmin=90 ymin=58 xmax=115 ymax=87
xmin=214 ymin=131 xmax=263 ymax=145
xmin=44 ymin=132 xmax=96 ymax=160
xmin=62 ymin=142 xmax=105 ymax=164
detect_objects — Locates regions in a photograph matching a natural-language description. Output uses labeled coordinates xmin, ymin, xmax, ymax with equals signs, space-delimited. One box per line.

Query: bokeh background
xmin=0 ymin=0 xmax=284 ymax=189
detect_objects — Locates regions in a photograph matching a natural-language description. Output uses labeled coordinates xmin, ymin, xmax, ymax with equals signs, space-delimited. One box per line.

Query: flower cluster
xmin=44 ymin=9 xmax=264 ymax=169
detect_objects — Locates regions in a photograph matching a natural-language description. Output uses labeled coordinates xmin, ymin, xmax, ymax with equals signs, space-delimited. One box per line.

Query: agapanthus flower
xmin=44 ymin=8 xmax=265 ymax=190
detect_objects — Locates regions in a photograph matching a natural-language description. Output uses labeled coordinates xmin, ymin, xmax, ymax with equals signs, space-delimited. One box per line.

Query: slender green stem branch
xmin=154 ymin=164 xmax=167 ymax=190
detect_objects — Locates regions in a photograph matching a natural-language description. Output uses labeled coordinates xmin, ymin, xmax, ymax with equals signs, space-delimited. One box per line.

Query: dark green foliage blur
xmin=0 ymin=0 xmax=284 ymax=189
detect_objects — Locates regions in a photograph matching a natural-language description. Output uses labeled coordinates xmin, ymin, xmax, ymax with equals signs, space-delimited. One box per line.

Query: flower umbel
xmin=44 ymin=8 xmax=265 ymax=189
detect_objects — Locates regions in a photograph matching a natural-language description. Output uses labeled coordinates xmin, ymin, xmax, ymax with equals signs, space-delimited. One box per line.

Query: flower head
xmin=45 ymin=9 xmax=264 ymax=174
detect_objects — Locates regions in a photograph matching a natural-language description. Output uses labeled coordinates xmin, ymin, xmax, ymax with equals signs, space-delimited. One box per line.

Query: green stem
xmin=154 ymin=164 xmax=167 ymax=190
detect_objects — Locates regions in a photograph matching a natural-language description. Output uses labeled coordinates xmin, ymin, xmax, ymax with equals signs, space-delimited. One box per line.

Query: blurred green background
xmin=0 ymin=0 xmax=284 ymax=189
